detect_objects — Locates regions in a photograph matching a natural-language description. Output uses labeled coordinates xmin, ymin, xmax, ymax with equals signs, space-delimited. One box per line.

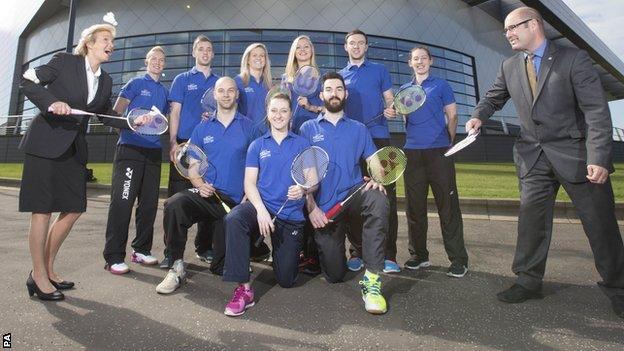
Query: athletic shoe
xmin=224 ymin=285 xmax=255 ymax=317
xmin=299 ymin=257 xmax=321 ymax=275
xmin=250 ymin=243 xmax=271 ymax=262
xmin=446 ymin=262 xmax=468 ymax=278
xmin=382 ymin=260 xmax=401 ymax=273
xmin=131 ymin=252 xmax=158 ymax=265
xmin=347 ymin=257 xmax=363 ymax=271
xmin=404 ymin=257 xmax=431 ymax=270
xmin=159 ymin=255 xmax=173 ymax=269
xmin=196 ymin=250 xmax=214 ymax=263
xmin=359 ymin=271 xmax=387 ymax=314
xmin=105 ymin=262 xmax=130 ymax=275
xmin=156 ymin=259 xmax=186 ymax=294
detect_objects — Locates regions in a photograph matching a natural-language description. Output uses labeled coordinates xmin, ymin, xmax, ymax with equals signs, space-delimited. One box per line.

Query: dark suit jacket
xmin=471 ymin=41 xmax=614 ymax=182
xmin=19 ymin=52 xmax=127 ymax=162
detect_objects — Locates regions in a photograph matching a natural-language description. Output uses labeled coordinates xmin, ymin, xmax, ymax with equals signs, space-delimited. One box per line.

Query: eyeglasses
xmin=502 ymin=18 xmax=533 ymax=35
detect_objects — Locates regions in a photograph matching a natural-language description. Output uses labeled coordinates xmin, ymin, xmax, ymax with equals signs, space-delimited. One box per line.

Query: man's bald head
xmin=504 ymin=7 xmax=546 ymax=52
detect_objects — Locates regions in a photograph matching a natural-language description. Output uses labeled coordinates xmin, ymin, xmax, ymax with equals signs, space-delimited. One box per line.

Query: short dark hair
xmin=320 ymin=72 xmax=345 ymax=89
xmin=345 ymin=29 xmax=367 ymax=44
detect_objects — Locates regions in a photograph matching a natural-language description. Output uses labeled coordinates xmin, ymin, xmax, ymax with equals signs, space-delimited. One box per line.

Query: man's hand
xmin=363 ymin=176 xmax=387 ymax=195
xmin=586 ymin=165 xmax=609 ymax=184
xmin=465 ymin=118 xmax=482 ymax=135
xmin=48 ymin=101 xmax=71 ymax=115
xmin=169 ymin=142 xmax=179 ymax=163
xmin=197 ymin=182 xmax=216 ymax=198
xmin=383 ymin=106 xmax=396 ymax=119
xmin=309 ymin=206 xmax=329 ymax=229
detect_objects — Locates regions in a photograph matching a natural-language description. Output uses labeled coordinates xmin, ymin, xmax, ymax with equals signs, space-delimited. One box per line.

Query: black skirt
xmin=19 ymin=143 xmax=87 ymax=213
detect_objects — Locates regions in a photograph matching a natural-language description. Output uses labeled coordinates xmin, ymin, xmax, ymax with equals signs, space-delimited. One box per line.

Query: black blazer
xmin=471 ymin=42 xmax=613 ymax=183
xmin=19 ymin=52 xmax=127 ymax=162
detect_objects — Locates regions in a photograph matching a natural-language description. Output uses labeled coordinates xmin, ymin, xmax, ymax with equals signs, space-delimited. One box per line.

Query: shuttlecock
xmin=103 ymin=12 xmax=117 ymax=26
xmin=23 ymin=68 xmax=40 ymax=84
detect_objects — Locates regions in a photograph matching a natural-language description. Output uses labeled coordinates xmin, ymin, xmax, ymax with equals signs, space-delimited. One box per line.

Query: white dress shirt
xmin=85 ymin=57 xmax=101 ymax=104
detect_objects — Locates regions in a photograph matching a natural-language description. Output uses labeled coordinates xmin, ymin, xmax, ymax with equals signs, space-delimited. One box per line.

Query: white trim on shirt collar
xmin=85 ymin=56 xmax=102 ymax=77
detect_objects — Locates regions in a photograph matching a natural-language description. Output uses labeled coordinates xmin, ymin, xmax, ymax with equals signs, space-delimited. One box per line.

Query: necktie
xmin=526 ymin=53 xmax=537 ymax=99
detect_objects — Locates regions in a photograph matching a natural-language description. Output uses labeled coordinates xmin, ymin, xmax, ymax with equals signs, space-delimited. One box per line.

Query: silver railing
xmin=2 ymin=114 xmax=624 ymax=141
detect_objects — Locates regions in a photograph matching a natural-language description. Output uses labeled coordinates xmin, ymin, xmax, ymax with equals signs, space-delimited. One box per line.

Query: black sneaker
xmin=299 ymin=257 xmax=321 ymax=275
xmin=404 ymin=257 xmax=431 ymax=270
xmin=196 ymin=250 xmax=214 ymax=263
xmin=250 ymin=242 xmax=271 ymax=262
xmin=159 ymin=255 xmax=173 ymax=269
xmin=446 ymin=261 xmax=468 ymax=278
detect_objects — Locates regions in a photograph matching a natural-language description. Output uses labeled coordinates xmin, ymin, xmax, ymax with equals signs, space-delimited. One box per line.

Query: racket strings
xmin=368 ymin=147 xmax=407 ymax=185
xmin=291 ymin=147 xmax=329 ymax=188
xmin=126 ymin=108 xmax=168 ymax=135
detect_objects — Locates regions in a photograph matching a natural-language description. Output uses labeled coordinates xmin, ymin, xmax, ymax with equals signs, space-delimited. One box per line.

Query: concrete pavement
xmin=0 ymin=185 xmax=623 ymax=350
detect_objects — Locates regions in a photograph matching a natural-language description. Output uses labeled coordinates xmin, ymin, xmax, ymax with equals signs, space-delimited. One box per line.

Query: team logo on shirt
xmin=291 ymin=230 xmax=299 ymax=236
xmin=203 ymin=135 xmax=214 ymax=144
xmin=312 ymin=133 xmax=325 ymax=143
xmin=259 ymin=149 xmax=271 ymax=159
xmin=187 ymin=83 xmax=198 ymax=91
xmin=140 ymin=89 xmax=151 ymax=97
xmin=122 ymin=167 xmax=133 ymax=200
xmin=244 ymin=87 xmax=255 ymax=93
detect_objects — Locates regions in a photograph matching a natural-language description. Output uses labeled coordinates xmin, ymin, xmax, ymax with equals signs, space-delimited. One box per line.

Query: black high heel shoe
xmin=26 ymin=272 xmax=64 ymax=301
xmin=50 ymin=279 xmax=75 ymax=290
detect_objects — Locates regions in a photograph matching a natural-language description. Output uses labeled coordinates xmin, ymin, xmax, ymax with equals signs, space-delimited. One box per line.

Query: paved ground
xmin=0 ymin=185 xmax=623 ymax=350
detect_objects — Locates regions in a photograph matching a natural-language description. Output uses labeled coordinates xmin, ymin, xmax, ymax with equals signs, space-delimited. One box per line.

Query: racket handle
xmin=325 ymin=203 xmax=343 ymax=220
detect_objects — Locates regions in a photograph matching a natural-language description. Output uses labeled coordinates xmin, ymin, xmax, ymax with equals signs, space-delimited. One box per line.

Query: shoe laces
xmin=230 ymin=286 xmax=247 ymax=303
xmin=359 ymin=276 xmax=382 ymax=296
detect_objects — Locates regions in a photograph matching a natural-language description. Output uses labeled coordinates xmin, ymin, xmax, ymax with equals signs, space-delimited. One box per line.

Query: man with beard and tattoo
xmin=299 ymin=72 xmax=390 ymax=315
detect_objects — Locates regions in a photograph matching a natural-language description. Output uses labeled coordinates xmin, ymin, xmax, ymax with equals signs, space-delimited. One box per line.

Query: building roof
xmin=464 ymin=0 xmax=624 ymax=100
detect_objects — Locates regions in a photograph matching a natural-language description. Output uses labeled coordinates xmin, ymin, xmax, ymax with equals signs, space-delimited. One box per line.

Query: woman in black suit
xmin=19 ymin=23 xmax=126 ymax=301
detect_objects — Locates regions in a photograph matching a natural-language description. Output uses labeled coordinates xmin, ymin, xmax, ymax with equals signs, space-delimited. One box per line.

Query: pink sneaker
xmin=224 ymin=286 xmax=255 ymax=317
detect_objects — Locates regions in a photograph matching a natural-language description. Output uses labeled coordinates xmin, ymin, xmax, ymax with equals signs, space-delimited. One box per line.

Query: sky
xmin=562 ymin=0 xmax=624 ymax=130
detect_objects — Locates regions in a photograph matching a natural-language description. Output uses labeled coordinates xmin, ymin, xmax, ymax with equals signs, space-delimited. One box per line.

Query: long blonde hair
xmin=285 ymin=35 xmax=318 ymax=83
xmin=239 ymin=43 xmax=272 ymax=88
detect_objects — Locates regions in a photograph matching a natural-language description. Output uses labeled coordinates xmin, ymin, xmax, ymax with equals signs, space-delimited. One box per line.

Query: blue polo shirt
xmin=402 ymin=76 xmax=455 ymax=149
xmin=299 ymin=114 xmax=376 ymax=212
xmin=289 ymin=81 xmax=323 ymax=133
xmin=246 ymin=131 xmax=310 ymax=221
xmin=169 ymin=67 xmax=220 ymax=140
xmin=188 ymin=112 xmax=254 ymax=204
xmin=117 ymin=74 xmax=169 ymax=148
xmin=235 ymin=74 xmax=269 ymax=126
xmin=339 ymin=60 xmax=392 ymax=139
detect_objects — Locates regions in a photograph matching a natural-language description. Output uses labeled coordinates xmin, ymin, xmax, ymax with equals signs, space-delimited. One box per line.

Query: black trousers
xmin=166 ymin=137 xmax=213 ymax=257
xmin=103 ymin=144 xmax=161 ymax=265
xmin=348 ymin=138 xmax=399 ymax=261
xmin=315 ymin=188 xmax=388 ymax=283
xmin=223 ymin=202 xmax=304 ymax=288
xmin=404 ymin=147 xmax=468 ymax=266
xmin=515 ymin=152 xmax=624 ymax=295
xmin=163 ymin=189 xmax=235 ymax=267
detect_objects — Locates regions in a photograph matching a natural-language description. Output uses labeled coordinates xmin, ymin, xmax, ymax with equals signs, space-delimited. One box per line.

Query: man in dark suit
xmin=466 ymin=7 xmax=624 ymax=319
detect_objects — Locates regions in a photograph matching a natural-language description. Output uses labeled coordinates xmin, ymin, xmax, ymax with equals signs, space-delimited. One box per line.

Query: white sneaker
xmin=132 ymin=251 xmax=158 ymax=265
xmin=106 ymin=262 xmax=130 ymax=275
xmin=156 ymin=259 xmax=186 ymax=294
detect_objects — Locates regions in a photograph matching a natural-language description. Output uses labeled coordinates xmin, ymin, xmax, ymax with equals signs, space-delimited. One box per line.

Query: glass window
xmin=21 ymin=29 xmax=477 ymax=137
xmin=125 ymin=35 xmax=155 ymax=47
xmin=300 ymin=31 xmax=334 ymax=44
xmin=262 ymin=30 xmax=298 ymax=42
xmin=226 ymin=30 xmax=261 ymax=41
xmin=155 ymin=32 xmax=189 ymax=45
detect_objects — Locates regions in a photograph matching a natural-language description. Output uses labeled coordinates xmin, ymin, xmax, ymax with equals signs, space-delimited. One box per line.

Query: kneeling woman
xmin=223 ymin=93 xmax=310 ymax=317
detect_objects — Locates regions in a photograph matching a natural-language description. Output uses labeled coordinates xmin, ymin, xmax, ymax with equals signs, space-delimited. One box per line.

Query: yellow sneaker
xmin=359 ymin=271 xmax=387 ymax=314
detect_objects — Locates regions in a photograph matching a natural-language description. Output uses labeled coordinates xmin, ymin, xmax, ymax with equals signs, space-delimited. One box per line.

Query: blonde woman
xmin=103 ymin=46 xmax=169 ymax=274
xmin=284 ymin=35 xmax=324 ymax=132
xmin=235 ymin=43 xmax=272 ymax=128
xmin=19 ymin=23 xmax=126 ymax=300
